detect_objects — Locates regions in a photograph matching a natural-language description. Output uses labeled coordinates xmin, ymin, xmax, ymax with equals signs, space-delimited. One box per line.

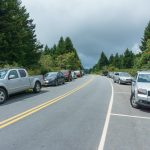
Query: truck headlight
xmin=138 ymin=89 xmax=147 ymax=95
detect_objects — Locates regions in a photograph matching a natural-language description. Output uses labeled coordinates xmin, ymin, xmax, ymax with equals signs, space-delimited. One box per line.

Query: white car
xmin=130 ymin=71 xmax=150 ymax=108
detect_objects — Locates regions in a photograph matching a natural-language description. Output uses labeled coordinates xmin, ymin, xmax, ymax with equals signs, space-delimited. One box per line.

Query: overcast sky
xmin=21 ymin=0 xmax=150 ymax=68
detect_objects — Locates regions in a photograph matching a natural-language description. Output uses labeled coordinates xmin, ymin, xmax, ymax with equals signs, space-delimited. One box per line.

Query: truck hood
xmin=137 ymin=82 xmax=150 ymax=90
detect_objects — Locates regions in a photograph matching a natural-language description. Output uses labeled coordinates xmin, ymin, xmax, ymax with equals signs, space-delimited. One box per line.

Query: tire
xmin=33 ymin=82 xmax=41 ymax=93
xmin=113 ymin=79 xmax=116 ymax=83
xmin=0 ymin=88 xmax=7 ymax=104
xmin=63 ymin=79 xmax=65 ymax=84
xmin=130 ymin=93 xmax=140 ymax=109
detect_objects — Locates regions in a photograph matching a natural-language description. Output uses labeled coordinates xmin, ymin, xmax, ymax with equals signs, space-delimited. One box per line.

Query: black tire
xmin=33 ymin=82 xmax=41 ymax=93
xmin=0 ymin=88 xmax=7 ymax=104
xmin=113 ymin=79 xmax=116 ymax=83
xmin=63 ymin=79 xmax=65 ymax=84
xmin=130 ymin=93 xmax=140 ymax=109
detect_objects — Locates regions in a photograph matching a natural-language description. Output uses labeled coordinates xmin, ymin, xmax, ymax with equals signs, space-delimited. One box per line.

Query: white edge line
xmin=111 ymin=113 xmax=150 ymax=120
xmin=98 ymin=79 xmax=114 ymax=150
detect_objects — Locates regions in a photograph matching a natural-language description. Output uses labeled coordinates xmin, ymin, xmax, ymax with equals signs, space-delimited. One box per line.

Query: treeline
xmin=40 ymin=37 xmax=82 ymax=74
xmin=91 ymin=21 xmax=150 ymax=74
xmin=0 ymin=0 xmax=82 ymax=74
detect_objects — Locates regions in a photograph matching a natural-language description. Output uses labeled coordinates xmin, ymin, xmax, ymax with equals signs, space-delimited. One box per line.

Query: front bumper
xmin=136 ymin=94 xmax=150 ymax=107
xmin=44 ymin=80 xmax=56 ymax=86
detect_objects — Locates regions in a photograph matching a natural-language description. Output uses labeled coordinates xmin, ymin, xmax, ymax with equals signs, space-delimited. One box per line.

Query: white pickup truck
xmin=0 ymin=68 xmax=44 ymax=104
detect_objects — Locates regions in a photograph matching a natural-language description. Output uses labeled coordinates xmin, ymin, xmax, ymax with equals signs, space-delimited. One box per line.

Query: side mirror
xmin=8 ymin=74 xmax=16 ymax=80
xmin=132 ymin=78 xmax=136 ymax=82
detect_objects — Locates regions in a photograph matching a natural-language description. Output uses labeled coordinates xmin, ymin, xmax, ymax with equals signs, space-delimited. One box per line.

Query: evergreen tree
xmin=65 ymin=37 xmax=74 ymax=52
xmin=98 ymin=51 xmax=109 ymax=69
xmin=56 ymin=37 xmax=65 ymax=55
xmin=109 ymin=54 xmax=114 ymax=65
xmin=123 ymin=48 xmax=134 ymax=68
xmin=140 ymin=21 xmax=150 ymax=51
xmin=114 ymin=53 xmax=120 ymax=68
xmin=0 ymin=0 xmax=42 ymax=67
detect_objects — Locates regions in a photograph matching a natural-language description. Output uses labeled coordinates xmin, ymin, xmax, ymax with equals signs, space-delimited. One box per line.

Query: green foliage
xmin=97 ymin=51 xmax=109 ymax=69
xmin=123 ymin=48 xmax=134 ymax=68
xmin=0 ymin=0 xmax=42 ymax=68
xmin=140 ymin=21 xmax=150 ymax=51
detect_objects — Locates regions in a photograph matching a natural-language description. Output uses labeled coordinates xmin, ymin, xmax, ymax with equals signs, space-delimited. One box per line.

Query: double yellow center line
xmin=0 ymin=77 xmax=93 ymax=129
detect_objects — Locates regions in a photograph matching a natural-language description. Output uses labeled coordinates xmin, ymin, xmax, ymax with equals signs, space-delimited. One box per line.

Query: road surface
xmin=0 ymin=75 xmax=150 ymax=150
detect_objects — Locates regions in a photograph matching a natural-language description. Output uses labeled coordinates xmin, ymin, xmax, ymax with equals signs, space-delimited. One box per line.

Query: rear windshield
xmin=120 ymin=72 xmax=130 ymax=77
xmin=138 ymin=74 xmax=150 ymax=83
xmin=44 ymin=73 xmax=57 ymax=78
xmin=0 ymin=70 xmax=8 ymax=79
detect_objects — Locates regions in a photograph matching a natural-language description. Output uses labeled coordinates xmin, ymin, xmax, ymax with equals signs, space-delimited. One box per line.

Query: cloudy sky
xmin=21 ymin=0 xmax=150 ymax=68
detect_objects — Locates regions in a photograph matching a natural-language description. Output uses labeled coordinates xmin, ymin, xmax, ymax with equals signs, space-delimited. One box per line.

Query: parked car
xmin=74 ymin=70 xmax=81 ymax=78
xmin=0 ymin=68 xmax=43 ymax=104
xmin=102 ymin=71 xmax=108 ymax=76
xmin=107 ymin=72 xmax=114 ymax=78
xmin=113 ymin=72 xmax=132 ymax=84
xmin=44 ymin=72 xmax=65 ymax=86
xmin=130 ymin=71 xmax=150 ymax=109
xmin=71 ymin=71 xmax=77 ymax=79
xmin=61 ymin=70 xmax=72 ymax=82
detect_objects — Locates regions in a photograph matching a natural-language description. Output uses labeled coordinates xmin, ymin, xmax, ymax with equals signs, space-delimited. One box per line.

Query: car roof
xmin=138 ymin=71 xmax=150 ymax=74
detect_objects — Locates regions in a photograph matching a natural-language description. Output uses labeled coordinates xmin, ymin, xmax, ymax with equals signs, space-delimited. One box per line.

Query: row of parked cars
xmin=106 ymin=71 xmax=150 ymax=109
xmin=0 ymin=68 xmax=85 ymax=104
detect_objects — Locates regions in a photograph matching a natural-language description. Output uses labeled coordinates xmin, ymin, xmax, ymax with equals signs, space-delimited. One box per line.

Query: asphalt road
xmin=0 ymin=75 xmax=150 ymax=150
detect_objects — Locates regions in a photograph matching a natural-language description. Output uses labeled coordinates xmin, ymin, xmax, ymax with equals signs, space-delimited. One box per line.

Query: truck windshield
xmin=0 ymin=70 xmax=8 ymax=79
xmin=138 ymin=74 xmax=150 ymax=83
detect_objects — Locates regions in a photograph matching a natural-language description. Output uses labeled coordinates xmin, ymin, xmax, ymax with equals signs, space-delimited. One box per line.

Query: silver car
xmin=113 ymin=72 xmax=132 ymax=84
xmin=130 ymin=71 xmax=150 ymax=108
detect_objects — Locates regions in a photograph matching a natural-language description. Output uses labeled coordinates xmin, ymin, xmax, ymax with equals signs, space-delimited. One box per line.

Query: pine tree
xmin=140 ymin=21 xmax=150 ymax=51
xmin=123 ymin=48 xmax=134 ymax=68
xmin=65 ymin=37 xmax=74 ymax=52
xmin=109 ymin=54 xmax=114 ymax=65
xmin=98 ymin=51 xmax=109 ymax=69
xmin=0 ymin=0 xmax=42 ymax=67
xmin=56 ymin=37 xmax=65 ymax=55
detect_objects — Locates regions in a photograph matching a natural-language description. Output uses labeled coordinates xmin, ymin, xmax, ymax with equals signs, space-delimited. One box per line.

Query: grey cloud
xmin=22 ymin=0 xmax=150 ymax=68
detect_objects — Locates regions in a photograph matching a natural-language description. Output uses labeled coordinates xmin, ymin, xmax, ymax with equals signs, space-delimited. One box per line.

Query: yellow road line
xmin=0 ymin=77 xmax=93 ymax=129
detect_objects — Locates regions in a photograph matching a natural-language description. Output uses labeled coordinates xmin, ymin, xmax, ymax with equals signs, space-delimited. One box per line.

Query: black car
xmin=44 ymin=72 xmax=65 ymax=86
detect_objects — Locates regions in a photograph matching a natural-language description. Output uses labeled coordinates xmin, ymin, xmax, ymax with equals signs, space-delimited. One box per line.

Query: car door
xmin=18 ymin=69 xmax=30 ymax=90
xmin=7 ymin=70 xmax=21 ymax=94
xmin=57 ymin=72 xmax=61 ymax=84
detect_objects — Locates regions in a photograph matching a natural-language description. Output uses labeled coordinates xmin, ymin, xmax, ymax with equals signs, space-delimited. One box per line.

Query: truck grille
xmin=148 ymin=91 xmax=150 ymax=96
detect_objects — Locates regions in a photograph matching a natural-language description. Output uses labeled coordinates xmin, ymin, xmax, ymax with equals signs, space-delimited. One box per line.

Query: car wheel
xmin=113 ymin=79 xmax=116 ymax=83
xmin=33 ymin=82 xmax=41 ymax=93
xmin=130 ymin=93 xmax=140 ymax=109
xmin=0 ymin=88 xmax=7 ymax=104
xmin=63 ymin=79 xmax=65 ymax=84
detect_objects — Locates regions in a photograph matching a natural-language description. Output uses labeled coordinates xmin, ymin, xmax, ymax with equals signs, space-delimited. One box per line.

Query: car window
xmin=0 ymin=70 xmax=8 ymax=79
xmin=138 ymin=74 xmax=150 ymax=83
xmin=19 ymin=70 xmax=27 ymax=77
xmin=8 ymin=70 xmax=19 ymax=79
